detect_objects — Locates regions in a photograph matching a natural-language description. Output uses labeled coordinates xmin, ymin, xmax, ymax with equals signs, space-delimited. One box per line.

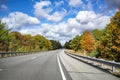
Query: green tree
xmin=64 ymin=40 xmax=71 ymax=49
xmin=70 ymin=35 xmax=81 ymax=51
xmin=92 ymin=29 xmax=104 ymax=41
xmin=33 ymin=35 xmax=52 ymax=51
xmin=0 ymin=21 xmax=10 ymax=51
xmin=91 ymin=29 xmax=104 ymax=57
xmin=10 ymin=31 xmax=23 ymax=51
xmin=50 ymin=40 xmax=62 ymax=50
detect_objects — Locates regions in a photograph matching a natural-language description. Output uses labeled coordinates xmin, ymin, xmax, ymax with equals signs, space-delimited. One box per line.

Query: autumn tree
xmin=43 ymin=39 xmax=53 ymax=50
xmin=98 ymin=9 xmax=120 ymax=61
xmin=80 ymin=30 xmax=96 ymax=54
xmin=30 ymin=36 xmax=37 ymax=51
xmin=33 ymin=35 xmax=52 ymax=51
xmin=10 ymin=31 xmax=23 ymax=51
xmin=20 ymin=34 xmax=32 ymax=52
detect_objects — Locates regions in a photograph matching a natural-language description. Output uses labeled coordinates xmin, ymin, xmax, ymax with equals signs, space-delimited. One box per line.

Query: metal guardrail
xmin=0 ymin=52 xmax=29 ymax=58
xmin=0 ymin=51 xmax=47 ymax=58
xmin=65 ymin=51 xmax=120 ymax=72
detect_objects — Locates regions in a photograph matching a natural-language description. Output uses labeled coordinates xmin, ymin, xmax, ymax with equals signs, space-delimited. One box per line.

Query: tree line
xmin=0 ymin=22 xmax=62 ymax=52
xmin=64 ymin=9 xmax=120 ymax=62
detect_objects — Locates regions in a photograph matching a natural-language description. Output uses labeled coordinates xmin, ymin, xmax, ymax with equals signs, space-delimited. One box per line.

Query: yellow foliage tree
xmin=80 ymin=30 xmax=96 ymax=54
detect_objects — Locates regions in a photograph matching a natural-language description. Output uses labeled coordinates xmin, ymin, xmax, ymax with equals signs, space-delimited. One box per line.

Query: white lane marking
xmin=31 ymin=57 xmax=37 ymax=60
xmin=0 ymin=69 xmax=3 ymax=71
xmin=57 ymin=54 xmax=66 ymax=80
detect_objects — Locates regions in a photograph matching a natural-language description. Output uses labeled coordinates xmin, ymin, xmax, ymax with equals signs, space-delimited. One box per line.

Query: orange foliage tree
xmin=80 ymin=30 xmax=96 ymax=53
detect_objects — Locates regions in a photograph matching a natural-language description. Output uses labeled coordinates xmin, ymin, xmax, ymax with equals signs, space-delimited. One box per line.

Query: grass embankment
xmin=65 ymin=49 xmax=84 ymax=55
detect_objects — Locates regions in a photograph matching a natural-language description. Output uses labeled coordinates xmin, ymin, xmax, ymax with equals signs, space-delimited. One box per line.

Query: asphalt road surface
xmin=0 ymin=49 xmax=119 ymax=80
xmin=0 ymin=50 xmax=70 ymax=80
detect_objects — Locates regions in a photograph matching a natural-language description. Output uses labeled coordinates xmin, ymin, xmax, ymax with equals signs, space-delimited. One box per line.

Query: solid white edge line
xmin=57 ymin=53 xmax=67 ymax=80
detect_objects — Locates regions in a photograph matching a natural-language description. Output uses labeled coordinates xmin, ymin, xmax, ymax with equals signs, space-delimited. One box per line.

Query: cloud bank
xmin=2 ymin=12 xmax=40 ymax=29
xmin=34 ymin=1 xmax=66 ymax=22
xmin=1 ymin=0 xmax=112 ymax=44
xmin=12 ymin=10 xmax=109 ymax=44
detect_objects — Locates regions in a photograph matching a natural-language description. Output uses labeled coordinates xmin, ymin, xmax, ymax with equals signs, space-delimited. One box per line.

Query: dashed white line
xmin=0 ymin=69 xmax=3 ymax=71
xmin=57 ymin=54 xmax=66 ymax=80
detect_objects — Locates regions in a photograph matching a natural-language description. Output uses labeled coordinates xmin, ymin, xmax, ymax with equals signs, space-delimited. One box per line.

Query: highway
xmin=0 ymin=49 xmax=120 ymax=80
xmin=0 ymin=50 xmax=70 ymax=80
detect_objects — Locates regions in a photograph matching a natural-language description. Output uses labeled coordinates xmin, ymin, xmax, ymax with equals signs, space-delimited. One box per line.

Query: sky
xmin=0 ymin=0 xmax=120 ymax=44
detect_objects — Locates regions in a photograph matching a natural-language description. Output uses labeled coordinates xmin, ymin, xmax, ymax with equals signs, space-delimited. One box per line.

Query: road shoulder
xmin=59 ymin=50 xmax=120 ymax=80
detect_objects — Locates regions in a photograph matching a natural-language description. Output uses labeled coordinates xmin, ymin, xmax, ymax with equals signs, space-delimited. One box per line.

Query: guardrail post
xmin=101 ymin=63 xmax=103 ymax=68
xmin=9 ymin=53 xmax=11 ymax=57
xmin=112 ymin=60 xmax=116 ymax=72
xmin=92 ymin=57 xmax=95 ymax=65
xmin=19 ymin=53 xmax=21 ymax=56
xmin=0 ymin=53 xmax=2 ymax=58
xmin=12 ymin=53 xmax=14 ymax=56
xmin=87 ymin=59 xmax=89 ymax=63
xmin=10 ymin=53 xmax=11 ymax=57
xmin=19 ymin=53 xmax=20 ymax=56
xmin=15 ymin=53 xmax=17 ymax=56
xmin=2 ymin=53 xmax=5 ymax=57
xmin=100 ymin=59 xmax=104 ymax=68
xmin=7 ymin=53 xmax=9 ymax=57
xmin=112 ymin=66 xmax=115 ymax=72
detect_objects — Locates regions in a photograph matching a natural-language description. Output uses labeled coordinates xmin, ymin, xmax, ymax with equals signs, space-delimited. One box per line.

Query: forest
xmin=0 ymin=22 xmax=62 ymax=52
xmin=64 ymin=9 xmax=120 ymax=62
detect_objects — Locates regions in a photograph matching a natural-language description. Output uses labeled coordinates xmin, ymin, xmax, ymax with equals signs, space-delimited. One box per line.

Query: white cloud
xmin=67 ymin=18 xmax=80 ymax=27
xmin=34 ymin=1 xmax=66 ymax=22
xmin=42 ymin=11 xmax=109 ymax=44
xmin=76 ymin=11 xmax=110 ymax=30
xmin=1 ymin=4 xmax=8 ymax=10
xmin=18 ymin=22 xmax=71 ymax=44
xmin=2 ymin=12 xmax=40 ymax=29
xmin=9 ymin=11 xmax=109 ymax=45
xmin=34 ymin=1 xmax=52 ymax=18
xmin=69 ymin=0 xmax=83 ymax=7
xmin=76 ymin=11 xmax=96 ymax=23
xmin=47 ymin=9 xmax=66 ymax=22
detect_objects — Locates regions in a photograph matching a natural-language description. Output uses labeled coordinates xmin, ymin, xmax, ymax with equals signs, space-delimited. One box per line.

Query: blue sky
xmin=0 ymin=0 xmax=120 ymax=44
